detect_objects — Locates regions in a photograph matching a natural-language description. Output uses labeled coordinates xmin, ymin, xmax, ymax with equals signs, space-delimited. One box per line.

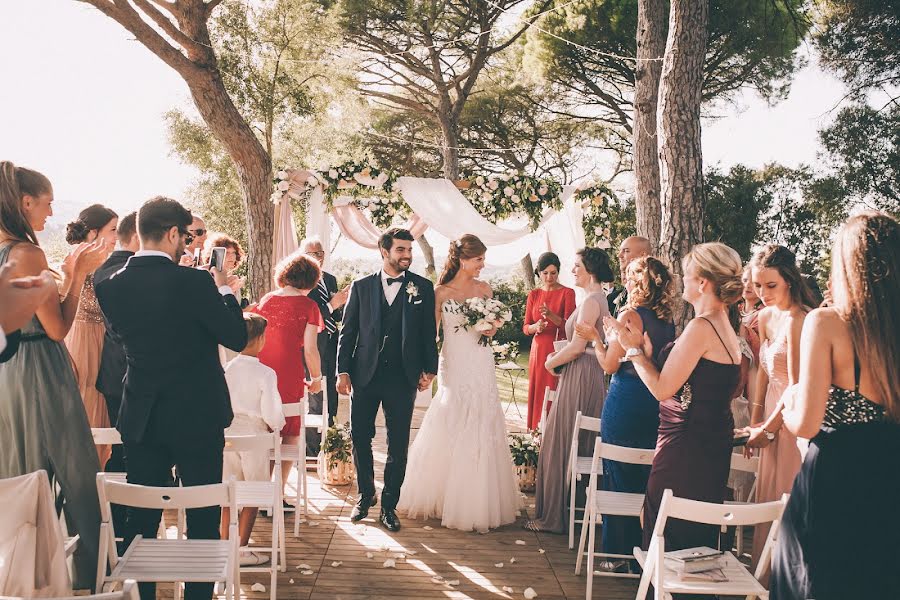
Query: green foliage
xmin=322 ymin=422 xmax=353 ymax=469
xmin=704 ymin=165 xmax=771 ymax=261
xmin=509 ymin=432 xmax=541 ymax=466
xmin=815 ymin=0 xmax=900 ymax=98
xmin=489 ymin=277 xmax=531 ymax=350
xmin=523 ymin=0 xmax=809 ymax=136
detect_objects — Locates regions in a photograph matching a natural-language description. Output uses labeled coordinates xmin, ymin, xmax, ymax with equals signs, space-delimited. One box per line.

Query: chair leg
xmin=586 ymin=508 xmax=596 ymax=599
xmin=575 ymin=502 xmax=590 ymax=575
xmin=569 ymin=473 xmax=577 ymax=549
xmin=278 ymin=503 xmax=287 ymax=571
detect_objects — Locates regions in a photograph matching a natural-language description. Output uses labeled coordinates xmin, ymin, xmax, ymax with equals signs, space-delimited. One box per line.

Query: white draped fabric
xmin=331 ymin=197 xmax=429 ymax=250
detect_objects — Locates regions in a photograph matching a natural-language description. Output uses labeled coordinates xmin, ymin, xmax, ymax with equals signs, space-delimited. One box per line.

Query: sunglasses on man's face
xmin=306 ymin=250 xmax=325 ymax=258
xmin=189 ymin=228 xmax=206 ymax=237
xmin=181 ymin=231 xmax=195 ymax=246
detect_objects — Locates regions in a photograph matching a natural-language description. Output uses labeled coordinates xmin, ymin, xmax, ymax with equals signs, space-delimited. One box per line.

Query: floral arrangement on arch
xmin=575 ymin=181 xmax=616 ymax=250
xmin=509 ymin=431 xmax=540 ymax=467
xmin=464 ymin=173 xmax=563 ymax=229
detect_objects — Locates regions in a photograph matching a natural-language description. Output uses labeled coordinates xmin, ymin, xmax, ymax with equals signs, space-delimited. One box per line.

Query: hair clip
xmin=455 ymin=240 xmax=462 ymax=248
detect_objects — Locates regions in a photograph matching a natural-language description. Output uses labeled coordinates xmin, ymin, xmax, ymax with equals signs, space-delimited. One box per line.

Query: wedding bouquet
xmin=491 ymin=340 xmax=520 ymax=364
xmin=451 ymin=297 xmax=513 ymax=346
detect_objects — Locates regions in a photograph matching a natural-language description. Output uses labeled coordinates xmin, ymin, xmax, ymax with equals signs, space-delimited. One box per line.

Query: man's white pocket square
xmin=413 ymin=300 xmax=423 ymax=305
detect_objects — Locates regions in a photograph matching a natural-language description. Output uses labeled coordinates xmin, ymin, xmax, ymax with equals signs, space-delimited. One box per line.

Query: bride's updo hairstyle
xmin=682 ymin=242 xmax=744 ymax=306
xmin=66 ymin=204 xmax=118 ymax=244
xmin=439 ymin=234 xmax=487 ymax=285
xmin=0 ymin=160 xmax=51 ymax=246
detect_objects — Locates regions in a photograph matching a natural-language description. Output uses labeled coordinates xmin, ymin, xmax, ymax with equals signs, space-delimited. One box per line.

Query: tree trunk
xmin=520 ymin=254 xmax=535 ymax=290
xmin=634 ymin=0 xmax=667 ymax=253
xmin=417 ymin=236 xmax=436 ymax=277
xmin=657 ymin=0 xmax=708 ymax=328
xmin=438 ymin=113 xmax=461 ymax=180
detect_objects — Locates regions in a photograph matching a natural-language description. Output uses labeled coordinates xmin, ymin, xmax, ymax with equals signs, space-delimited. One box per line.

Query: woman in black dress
xmin=605 ymin=242 xmax=743 ymax=551
xmin=772 ymin=212 xmax=900 ymax=599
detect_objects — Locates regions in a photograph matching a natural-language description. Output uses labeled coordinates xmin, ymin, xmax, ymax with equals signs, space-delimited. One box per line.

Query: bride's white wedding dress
xmin=398 ymin=298 xmax=522 ymax=532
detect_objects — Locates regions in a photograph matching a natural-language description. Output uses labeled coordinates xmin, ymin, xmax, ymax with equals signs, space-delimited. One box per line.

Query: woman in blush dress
xmin=250 ymin=251 xmax=322 ymax=499
xmin=744 ymin=244 xmax=818 ymax=569
xmin=574 ymin=256 xmax=676 ymax=572
xmin=64 ymin=204 xmax=117 ymax=465
xmin=526 ymin=247 xmax=613 ymax=533
xmin=606 ymin=242 xmax=743 ymax=552
xmin=772 ymin=213 xmax=900 ymax=599
xmin=0 ymin=161 xmax=108 ymax=589
xmin=522 ymin=252 xmax=576 ymax=430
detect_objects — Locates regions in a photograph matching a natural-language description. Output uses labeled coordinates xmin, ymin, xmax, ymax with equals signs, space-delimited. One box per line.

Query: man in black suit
xmin=607 ymin=235 xmax=651 ymax=316
xmin=0 ymin=260 xmax=55 ymax=363
xmin=301 ymin=236 xmax=348 ymax=455
xmin=93 ymin=212 xmax=139 ymax=531
xmin=336 ymin=228 xmax=439 ymax=532
xmin=95 ymin=198 xmax=247 ymax=600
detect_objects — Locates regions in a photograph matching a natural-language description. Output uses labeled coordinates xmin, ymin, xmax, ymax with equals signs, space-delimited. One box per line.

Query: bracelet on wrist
xmin=306 ymin=376 xmax=323 ymax=383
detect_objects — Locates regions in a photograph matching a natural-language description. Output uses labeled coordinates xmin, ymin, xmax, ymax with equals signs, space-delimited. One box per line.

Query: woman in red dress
xmin=250 ymin=251 xmax=323 ymax=496
xmin=523 ymin=252 xmax=576 ymax=430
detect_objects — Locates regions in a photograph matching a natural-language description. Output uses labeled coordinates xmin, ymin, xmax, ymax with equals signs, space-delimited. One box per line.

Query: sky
xmin=0 ymin=1 xmax=849 ymax=265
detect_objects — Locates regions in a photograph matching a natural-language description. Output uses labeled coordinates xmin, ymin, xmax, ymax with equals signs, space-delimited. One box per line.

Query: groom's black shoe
xmin=380 ymin=508 xmax=401 ymax=532
xmin=350 ymin=495 xmax=377 ymax=523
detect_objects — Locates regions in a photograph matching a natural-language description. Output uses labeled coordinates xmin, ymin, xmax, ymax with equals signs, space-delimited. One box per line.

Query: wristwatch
xmin=624 ymin=347 xmax=642 ymax=360
xmin=762 ymin=427 xmax=776 ymax=441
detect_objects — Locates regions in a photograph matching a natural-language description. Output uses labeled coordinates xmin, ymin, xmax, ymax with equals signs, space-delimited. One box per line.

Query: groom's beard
xmin=387 ymin=257 xmax=411 ymax=273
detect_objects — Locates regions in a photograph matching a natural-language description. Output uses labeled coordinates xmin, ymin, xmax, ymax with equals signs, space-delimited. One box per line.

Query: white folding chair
xmin=224 ymin=432 xmax=285 ymax=599
xmin=567 ymin=410 xmax=602 ymax=549
xmin=576 ymin=437 xmax=656 ymax=593
xmin=91 ymin=428 xmax=123 ymax=446
xmin=274 ymin=393 xmax=325 ymax=535
xmin=725 ymin=452 xmax=760 ymax=558
xmin=0 ymin=579 xmax=140 ymax=600
xmin=95 ymin=474 xmax=240 ymax=600
xmin=538 ymin=388 xmax=556 ymax=434
xmin=633 ymin=489 xmax=788 ymax=600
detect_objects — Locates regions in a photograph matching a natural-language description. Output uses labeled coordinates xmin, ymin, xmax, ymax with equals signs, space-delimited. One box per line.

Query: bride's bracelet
xmin=305 ymin=376 xmax=323 ymax=384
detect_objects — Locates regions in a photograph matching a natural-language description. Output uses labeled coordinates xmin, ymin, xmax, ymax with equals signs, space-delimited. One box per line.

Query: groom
xmin=337 ymin=228 xmax=439 ymax=531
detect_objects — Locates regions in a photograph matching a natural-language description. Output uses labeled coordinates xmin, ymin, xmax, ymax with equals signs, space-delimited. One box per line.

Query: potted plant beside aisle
xmin=509 ymin=432 xmax=541 ymax=492
xmin=317 ymin=421 xmax=355 ymax=485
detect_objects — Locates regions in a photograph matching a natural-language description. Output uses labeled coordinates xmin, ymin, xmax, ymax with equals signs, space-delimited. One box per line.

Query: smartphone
xmin=732 ymin=433 xmax=750 ymax=447
xmin=210 ymin=246 xmax=226 ymax=272
xmin=192 ymin=248 xmax=201 ymax=267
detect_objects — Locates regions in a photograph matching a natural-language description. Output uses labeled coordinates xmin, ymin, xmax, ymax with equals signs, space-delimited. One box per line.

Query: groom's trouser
xmin=350 ymin=369 xmax=417 ymax=510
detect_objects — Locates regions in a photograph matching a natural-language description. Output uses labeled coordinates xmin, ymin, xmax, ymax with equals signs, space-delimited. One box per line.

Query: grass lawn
xmin=495 ymin=350 xmax=532 ymax=429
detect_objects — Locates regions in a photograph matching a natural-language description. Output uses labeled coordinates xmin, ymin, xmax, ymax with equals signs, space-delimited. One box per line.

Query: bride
xmin=398 ymin=234 xmax=522 ymax=532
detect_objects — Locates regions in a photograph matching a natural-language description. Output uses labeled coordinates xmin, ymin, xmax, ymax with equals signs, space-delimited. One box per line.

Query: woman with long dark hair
xmin=522 ymin=252 xmax=576 ymax=429
xmin=744 ymin=244 xmax=818 ymax=567
xmin=0 ymin=161 xmax=106 ymax=589
xmin=772 ymin=213 xmax=900 ymax=598
xmin=64 ymin=204 xmax=117 ymax=465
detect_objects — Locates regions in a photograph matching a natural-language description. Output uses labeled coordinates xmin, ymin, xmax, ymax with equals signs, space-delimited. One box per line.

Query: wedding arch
xmin=269 ymin=160 xmax=618 ymax=287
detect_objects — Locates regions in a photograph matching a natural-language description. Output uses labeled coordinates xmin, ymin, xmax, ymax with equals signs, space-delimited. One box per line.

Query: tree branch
xmin=131 ymin=0 xmax=208 ymax=57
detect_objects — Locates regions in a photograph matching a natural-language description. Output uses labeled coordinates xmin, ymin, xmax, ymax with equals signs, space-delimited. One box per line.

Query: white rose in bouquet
xmin=475 ymin=319 xmax=493 ymax=332
xmin=277 ymin=180 xmax=290 ymax=191
xmin=276 ymin=170 xmax=288 ymax=180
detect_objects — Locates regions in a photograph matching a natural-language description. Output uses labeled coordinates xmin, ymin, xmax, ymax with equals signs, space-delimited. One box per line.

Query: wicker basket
xmin=516 ymin=464 xmax=537 ymax=492
xmin=318 ymin=453 xmax=355 ymax=486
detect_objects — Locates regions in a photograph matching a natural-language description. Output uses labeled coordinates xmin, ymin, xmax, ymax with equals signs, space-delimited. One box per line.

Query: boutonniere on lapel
xmin=405 ymin=281 xmax=419 ymax=301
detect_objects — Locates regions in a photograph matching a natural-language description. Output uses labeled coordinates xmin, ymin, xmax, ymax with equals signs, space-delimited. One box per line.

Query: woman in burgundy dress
xmin=606 ymin=242 xmax=743 ymax=552
xmin=522 ymin=252 xmax=576 ymax=430
xmin=250 ymin=251 xmax=323 ymax=496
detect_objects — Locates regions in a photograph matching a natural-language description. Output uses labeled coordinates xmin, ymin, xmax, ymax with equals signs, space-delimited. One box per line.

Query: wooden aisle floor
xmin=161 ymin=401 xmax=639 ymax=599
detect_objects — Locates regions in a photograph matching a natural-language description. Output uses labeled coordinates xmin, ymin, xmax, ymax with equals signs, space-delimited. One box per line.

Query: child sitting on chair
xmin=220 ymin=313 xmax=285 ymax=567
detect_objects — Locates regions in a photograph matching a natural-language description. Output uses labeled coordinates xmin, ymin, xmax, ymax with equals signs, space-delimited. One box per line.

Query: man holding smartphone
xmin=95 ymin=197 xmax=246 ymax=600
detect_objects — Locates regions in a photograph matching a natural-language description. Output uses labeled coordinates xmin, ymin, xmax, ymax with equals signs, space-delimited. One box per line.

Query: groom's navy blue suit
xmin=337 ymin=270 xmax=438 ymax=509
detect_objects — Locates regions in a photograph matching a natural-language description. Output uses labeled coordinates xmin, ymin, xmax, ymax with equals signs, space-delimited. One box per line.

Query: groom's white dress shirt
xmin=134 ymin=249 xmax=234 ymax=298
xmin=0 ymin=327 xmax=6 ymax=354
xmin=381 ymin=270 xmax=405 ymax=305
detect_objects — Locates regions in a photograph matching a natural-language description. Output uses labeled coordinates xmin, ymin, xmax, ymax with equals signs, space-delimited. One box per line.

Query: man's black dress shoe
xmin=350 ymin=495 xmax=377 ymax=522
xmin=380 ymin=508 xmax=401 ymax=532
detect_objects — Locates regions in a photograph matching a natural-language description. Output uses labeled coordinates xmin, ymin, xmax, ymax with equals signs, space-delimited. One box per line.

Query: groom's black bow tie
xmin=386 ymin=276 xmax=405 ymax=285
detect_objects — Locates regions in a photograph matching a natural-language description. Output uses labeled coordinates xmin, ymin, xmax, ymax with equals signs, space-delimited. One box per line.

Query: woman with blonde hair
xmin=772 ymin=213 xmax=900 ymax=599
xmin=0 ymin=161 xmax=106 ymax=589
xmin=574 ymin=256 xmax=676 ymax=570
xmin=606 ymin=242 xmax=743 ymax=551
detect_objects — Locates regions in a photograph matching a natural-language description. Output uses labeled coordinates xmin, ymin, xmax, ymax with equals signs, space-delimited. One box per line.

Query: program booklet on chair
xmin=664 ymin=546 xmax=726 ymax=574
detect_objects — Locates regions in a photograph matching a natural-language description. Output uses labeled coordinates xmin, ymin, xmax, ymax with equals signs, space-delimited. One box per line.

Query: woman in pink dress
xmin=744 ymin=244 xmax=818 ymax=569
xmin=63 ymin=204 xmax=116 ymax=465
xmin=250 ymin=251 xmax=323 ymax=496
xmin=522 ymin=252 xmax=576 ymax=430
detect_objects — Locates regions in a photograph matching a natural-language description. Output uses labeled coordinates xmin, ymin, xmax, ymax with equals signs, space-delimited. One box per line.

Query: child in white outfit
xmin=220 ymin=313 xmax=285 ymax=566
